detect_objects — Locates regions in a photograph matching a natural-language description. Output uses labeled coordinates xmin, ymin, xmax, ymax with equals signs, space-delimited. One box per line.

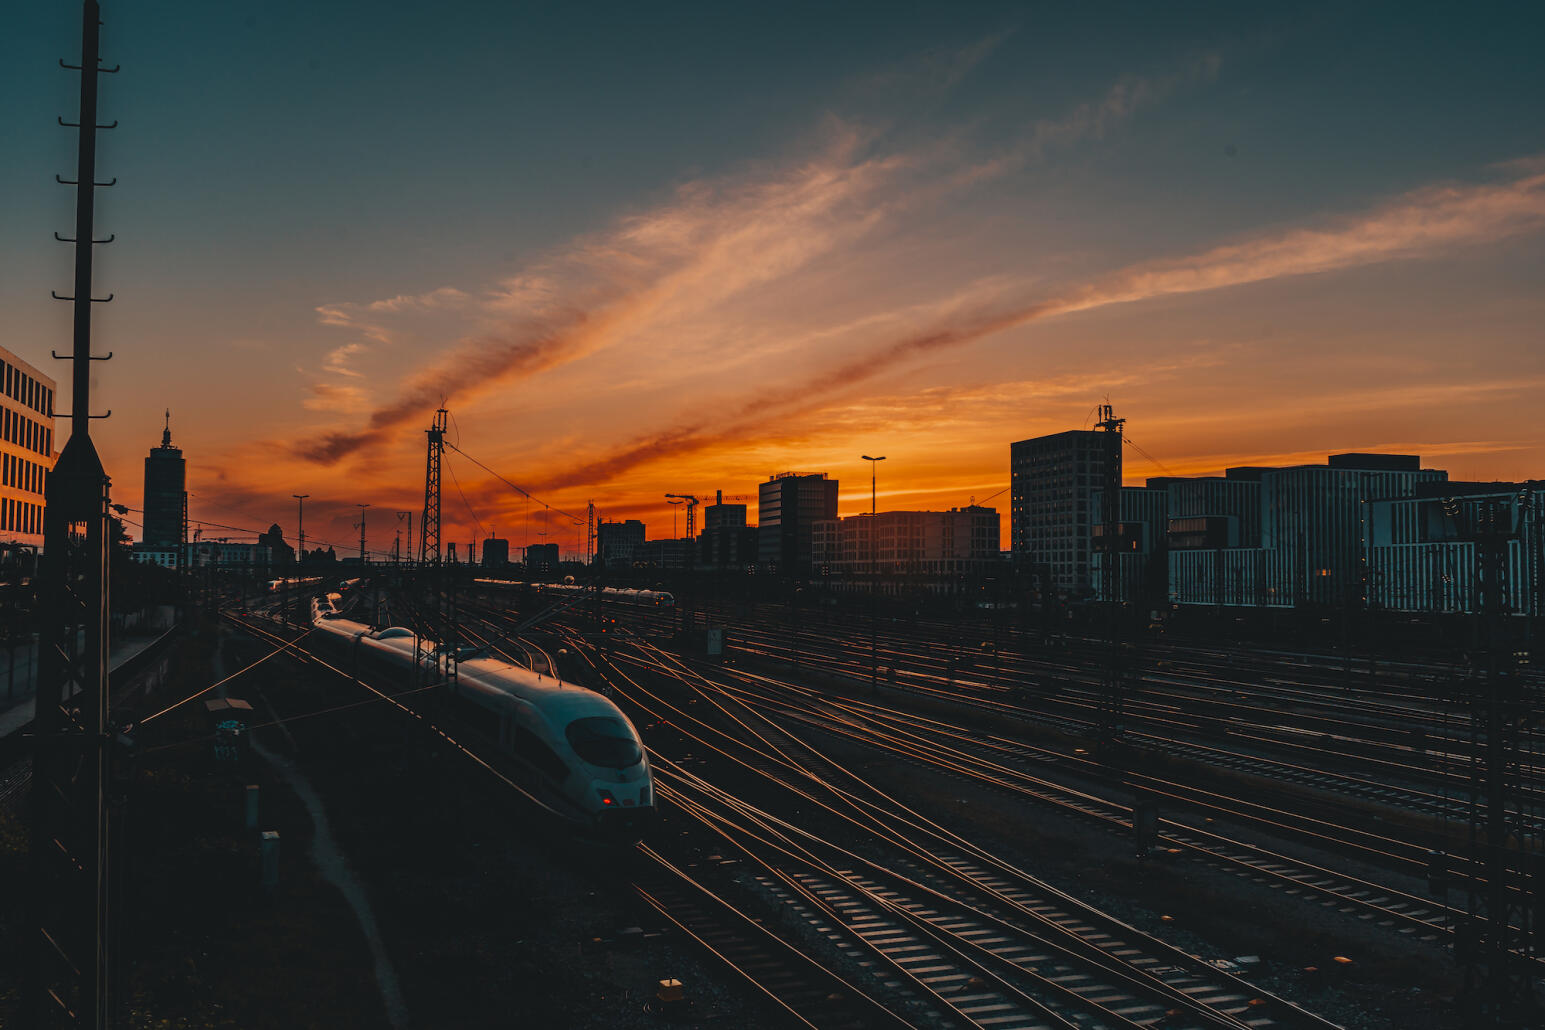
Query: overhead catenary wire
xmin=140 ymin=625 xmax=313 ymax=724
xmin=123 ymin=502 xmax=396 ymax=560
xmin=445 ymin=441 xmax=584 ymax=523
xmin=446 ymin=452 xmax=486 ymax=541
xmin=1123 ymin=435 xmax=1178 ymax=478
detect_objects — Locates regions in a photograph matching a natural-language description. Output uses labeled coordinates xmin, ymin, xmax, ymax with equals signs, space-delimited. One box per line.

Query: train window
xmin=564 ymin=717 xmax=642 ymax=768
xmin=513 ymin=725 xmax=569 ymax=782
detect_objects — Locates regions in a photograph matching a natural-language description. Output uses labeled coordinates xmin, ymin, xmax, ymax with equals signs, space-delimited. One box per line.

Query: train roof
xmin=312 ymin=614 xmax=615 ymax=721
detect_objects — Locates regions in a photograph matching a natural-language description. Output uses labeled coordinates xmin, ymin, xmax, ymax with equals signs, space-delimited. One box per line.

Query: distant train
xmin=308 ymin=604 xmax=654 ymax=835
xmin=266 ymin=576 xmax=323 ymax=593
xmin=475 ymin=579 xmax=676 ymax=608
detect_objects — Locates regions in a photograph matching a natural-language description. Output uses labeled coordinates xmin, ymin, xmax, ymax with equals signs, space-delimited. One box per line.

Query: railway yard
xmin=2 ymin=579 xmax=1540 ymax=1028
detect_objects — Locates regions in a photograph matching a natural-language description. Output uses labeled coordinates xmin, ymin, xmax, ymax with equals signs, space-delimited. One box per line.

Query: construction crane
xmin=665 ymin=493 xmax=700 ymax=541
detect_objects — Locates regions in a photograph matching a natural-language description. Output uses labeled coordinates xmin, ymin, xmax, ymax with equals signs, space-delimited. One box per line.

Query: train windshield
xmin=564 ymin=717 xmax=642 ymax=768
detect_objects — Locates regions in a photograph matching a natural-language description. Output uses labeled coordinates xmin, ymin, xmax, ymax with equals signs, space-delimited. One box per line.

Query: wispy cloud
xmin=289 ymin=56 xmax=1215 ymax=468
xmin=521 ymin=160 xmax=1545 ymax=488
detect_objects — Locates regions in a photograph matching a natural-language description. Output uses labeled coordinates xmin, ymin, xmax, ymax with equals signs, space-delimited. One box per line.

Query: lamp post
xmin=292 ymin=494 xmax=309 ymax=565
xmin=862 ymin=455 xmax=886 ymax=692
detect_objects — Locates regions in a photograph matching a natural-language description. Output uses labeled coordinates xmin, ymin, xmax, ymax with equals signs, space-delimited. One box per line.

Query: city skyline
xmin=5 ymin=2 xmax=1542 ymax=552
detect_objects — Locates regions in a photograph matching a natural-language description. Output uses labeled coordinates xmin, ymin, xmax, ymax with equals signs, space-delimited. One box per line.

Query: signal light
xmin=598 ymin=789 xmax=616 ymax=806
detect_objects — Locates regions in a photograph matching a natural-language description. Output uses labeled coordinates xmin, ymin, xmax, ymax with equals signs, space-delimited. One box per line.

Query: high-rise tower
xmin=142 ymin=409 xmax=185 ymax=548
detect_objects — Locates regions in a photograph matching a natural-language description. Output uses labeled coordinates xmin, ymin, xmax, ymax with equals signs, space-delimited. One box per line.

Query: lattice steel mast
xmin=30 ymin=2 xmax=119 ymax=1025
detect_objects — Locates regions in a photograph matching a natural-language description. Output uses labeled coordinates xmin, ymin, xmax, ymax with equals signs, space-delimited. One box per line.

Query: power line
xmin=446 ymin=453 xmax=486 ymax=541
xmin=444 ymin=441 xmax=584 ymax=523
xmin=1123 ymin=435 xmax=1178 ymax=478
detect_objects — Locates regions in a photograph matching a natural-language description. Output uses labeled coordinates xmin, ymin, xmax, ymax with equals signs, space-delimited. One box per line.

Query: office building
xmin=1089 ymin=485 xmax=1169 ymax=603
xmin=1166 ymin=453 xmax=1448 ymax=608
xmin=702 ymin=491 xmax=747 ymax=530
xmin=1150 ymin=469 xmax=1265 ymax=548
xmin=1365 ymin=482 xmax=1543 ymax=616
xmin=699 ymin=490 xmax=757 ymax=569
xmin=1262 ymin=453 xmax=1446 ymax=607
xmin=758 ymin=472 xmax=838 ymax=576
xmin=143 ymin=410 xmax=186 ymax=549
xmin=187 ymin=540 xmax=273 ymax=568
xmin=0 ymin=348 xmax=57 ymax=548
xmin=524 ymin=542 xmax=559 ymax=572
xmin=597 ymin=519 xmax=646 ymax=567
xmin=481 ymin=537 xmax=510 ymax=567
xmin=635 ymin=537 xmax=694 ymax=570
xmin=812 ymin=506 xmax=1000 ymax=590
xmin=1010 ymin=429 xmax=1119 ymax=594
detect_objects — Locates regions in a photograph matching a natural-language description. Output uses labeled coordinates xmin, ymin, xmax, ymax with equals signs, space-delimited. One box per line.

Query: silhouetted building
xmin=143 ymin=410 xmax=185 ymax=549
xmin=0 ymin=347 xmax=56 ymax=547
xmin=187 ymin=540 xmax=272 ymax=568
xmin=813 ymin=506 xmax=1000 ymax=591
xmin=1011 ymin=429 xmax=1121 ymax=594
xmin=1166 ymin=453 xmax=1448 ymax=607
xmin=699 ymin=490 xmax=756 ymax=569
xmin=703 ymin=491 xmax=747 ymax=530
xmin=481 ymin=537 xmax=510 ymax=567
xmin=257 ymin=523 xmax=295 ymax=565
xmin=1150 ymin=469 xmax=1264 ymax=549
xmin=1366 ymin=482 xmax=1543 ymax=616
xmin=636 ymin=537 xmax=693 ymax=570
xmin=597 ymin=519 xmax=646 ymax=567
xmin=1090 ymin=485 xmax=1169 ymax=604
xmin=758 ymin=472 xmax=838 ymax=576
xmin=700 ymin=526 xmax=759 ymax=569
xmin=525 ymin=542 xmax=559 ymax=572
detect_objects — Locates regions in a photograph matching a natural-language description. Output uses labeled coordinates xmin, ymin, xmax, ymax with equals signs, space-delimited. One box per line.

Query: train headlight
xmin=598 ymin=789 xmax=616 ymax=806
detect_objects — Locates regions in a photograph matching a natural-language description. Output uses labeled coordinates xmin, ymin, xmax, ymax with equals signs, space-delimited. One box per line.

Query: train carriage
xmin=309 ymin=607 xmax=653 ymax=834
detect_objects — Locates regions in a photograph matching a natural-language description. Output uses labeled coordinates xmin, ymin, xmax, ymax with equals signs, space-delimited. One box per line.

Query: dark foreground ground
xmin=0 ymin=623 xmax=780 ymax=1029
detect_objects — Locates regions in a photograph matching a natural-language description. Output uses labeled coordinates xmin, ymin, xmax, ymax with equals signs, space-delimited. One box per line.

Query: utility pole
xmin=862 ymin=456 xmax=886 ymax=693
xmin=395 ymin=511 xmax=411 ymax=565
xmin=31 ymin=3 xmax=118 ymax=1024
xmin=292 ymin=494 xmax=308 ymax=564
xmin=1095 ymin=403 xmax=1125 ymax=741
xmin=355 ymin=503 xmax=369 ymax=565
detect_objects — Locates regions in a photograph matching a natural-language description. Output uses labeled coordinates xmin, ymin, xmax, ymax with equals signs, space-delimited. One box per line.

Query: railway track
xmin=574 ymin=634 xmax=1348 ymax=1030
xmin=715 ymin=620 xmax=1545 ymax=829
xmin=680 ymin=662 xmax=1466 ymax=944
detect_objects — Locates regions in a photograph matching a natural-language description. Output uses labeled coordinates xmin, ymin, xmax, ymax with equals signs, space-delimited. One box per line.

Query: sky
xmin=4 ymin=1 xmax=1543 ymax=557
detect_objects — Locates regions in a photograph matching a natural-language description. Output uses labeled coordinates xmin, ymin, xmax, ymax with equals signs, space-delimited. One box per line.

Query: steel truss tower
xmin=29 ymin=3 xmax=119 ymax=1025
xmin=418 ymin=409 xmax=456 ymax=683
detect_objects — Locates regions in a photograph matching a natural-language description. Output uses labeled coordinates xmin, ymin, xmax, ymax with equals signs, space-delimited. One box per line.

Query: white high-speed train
xmin=309 ymin=605 xmax=653 ymax=834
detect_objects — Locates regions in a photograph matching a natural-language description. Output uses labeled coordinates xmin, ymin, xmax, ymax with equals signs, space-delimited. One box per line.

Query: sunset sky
xmin=4 ymin=2 xmax=1543 ymax=557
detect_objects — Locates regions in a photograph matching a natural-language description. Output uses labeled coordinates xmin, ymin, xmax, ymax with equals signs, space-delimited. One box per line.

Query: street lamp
xmin=861 ymin=456 xmax=885 ymax=517
xmin=861 ymin=455 xmax=886 ymax=692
